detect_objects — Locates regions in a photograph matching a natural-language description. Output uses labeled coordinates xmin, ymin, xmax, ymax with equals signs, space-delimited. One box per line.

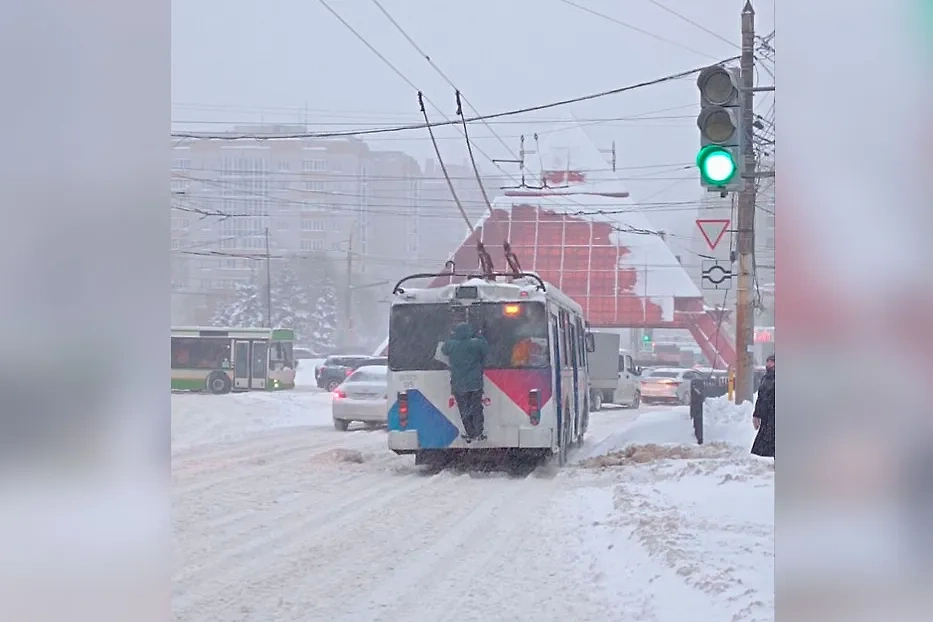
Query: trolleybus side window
xmin=559 ymin=311 xmax=571 ymax=368
xmin=171 ymin=337 xmax=231 ymax=370
xmin=575 ymin=317 xmax=587 ymax=366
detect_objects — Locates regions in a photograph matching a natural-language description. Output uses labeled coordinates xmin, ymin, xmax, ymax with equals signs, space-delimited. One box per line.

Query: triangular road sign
xmin=696 ymin=219 xmax=730 ymax=251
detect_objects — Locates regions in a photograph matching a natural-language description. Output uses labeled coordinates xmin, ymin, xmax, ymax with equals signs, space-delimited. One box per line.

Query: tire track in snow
xmin=352 ymin=477 xmax=548 ymax=622
xmin=232 ymin=471 xmax=474 ymax=621
xmin=173 ymin=429 xmax=388 ymax=496
xmin=173 ymin=469 xmax=448 ymax=618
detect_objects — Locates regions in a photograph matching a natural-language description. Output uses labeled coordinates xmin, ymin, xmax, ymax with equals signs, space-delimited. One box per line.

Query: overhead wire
xmin=644 ymin=0 xmax=738 ymax=48
xmin=553 ymin=0 xmax=726 ymax=61
xmin=169 ymin=56 xmax=739 ymax=140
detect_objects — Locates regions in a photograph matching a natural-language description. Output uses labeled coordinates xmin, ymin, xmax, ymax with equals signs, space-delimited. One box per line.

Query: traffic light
xmin=641 ymin=330 xmax=653 ymax=352
xmin=696 ymin=64 xmax=744 ymax=192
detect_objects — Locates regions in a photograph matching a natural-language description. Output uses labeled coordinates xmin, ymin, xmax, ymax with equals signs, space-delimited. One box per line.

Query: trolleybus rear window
xmin=389 ymin=302 xmax=550 ymax=371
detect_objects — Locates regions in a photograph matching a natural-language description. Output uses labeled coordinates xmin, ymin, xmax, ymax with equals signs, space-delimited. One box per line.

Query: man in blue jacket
xmin=442 ymin=322 xmax=489 ymax=442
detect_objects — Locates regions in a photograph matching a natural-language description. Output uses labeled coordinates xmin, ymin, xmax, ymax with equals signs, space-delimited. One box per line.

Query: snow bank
xmin=570 ymin=398 xmax=773 ymax=620
xmin=171 ymin=390 xmax=334 ymax=453
xmin=581 ymin=395 xmax=756 ymax=460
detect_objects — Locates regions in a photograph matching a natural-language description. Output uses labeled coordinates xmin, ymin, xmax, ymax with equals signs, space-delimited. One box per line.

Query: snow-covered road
xmin=172 ymin=376 xmax=774 ymax=622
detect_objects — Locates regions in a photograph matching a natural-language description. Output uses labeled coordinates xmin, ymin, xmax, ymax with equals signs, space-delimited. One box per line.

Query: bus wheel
xmin=207 ymin=372 xmax=231 ymax=395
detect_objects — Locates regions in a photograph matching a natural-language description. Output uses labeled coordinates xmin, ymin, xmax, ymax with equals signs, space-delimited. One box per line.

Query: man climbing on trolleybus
xmin=442 ymin=322 xmax=489 ymax=442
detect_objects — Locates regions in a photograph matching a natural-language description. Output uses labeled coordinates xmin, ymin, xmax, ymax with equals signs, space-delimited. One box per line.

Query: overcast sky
xmin=172 ymin=0 xmax=775 ymax=237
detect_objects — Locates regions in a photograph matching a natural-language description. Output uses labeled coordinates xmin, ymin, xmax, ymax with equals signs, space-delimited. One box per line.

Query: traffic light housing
xmin=640 ymin=330 xmax=653 ymax=352
xmin=696 ymin=64 xmax=744 ymax=192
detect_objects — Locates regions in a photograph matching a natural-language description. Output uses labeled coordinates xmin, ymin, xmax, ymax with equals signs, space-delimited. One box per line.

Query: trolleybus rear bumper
xmin=387 ymin=427 xmax=554 ymax=454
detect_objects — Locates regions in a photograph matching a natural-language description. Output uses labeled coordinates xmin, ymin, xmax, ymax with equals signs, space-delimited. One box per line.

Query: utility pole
xmin=264 ymin=227 xmax=272 ymax=327
xmin=734 ymin=0 xmax=757 ymax=404
xmin=344 ymin=226 xmax=354 ymax=347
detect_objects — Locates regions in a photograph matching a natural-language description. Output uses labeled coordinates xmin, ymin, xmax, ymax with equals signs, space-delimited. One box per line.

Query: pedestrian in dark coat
xmin=442 ymin=322 xmax=489 ymax=442
xmin=751 ymin=354 xmax=775 ymax=457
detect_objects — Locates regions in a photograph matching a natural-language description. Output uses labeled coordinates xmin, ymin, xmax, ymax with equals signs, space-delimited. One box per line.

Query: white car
xmin=331 ymin=364 xmax=388 ymax=431
xmin=639 ymin=367 xmax=699 ymax=405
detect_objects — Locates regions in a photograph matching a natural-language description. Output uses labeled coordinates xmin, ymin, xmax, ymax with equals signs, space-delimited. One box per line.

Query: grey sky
xmin=172 ymin=0 xmax=774 ymax=237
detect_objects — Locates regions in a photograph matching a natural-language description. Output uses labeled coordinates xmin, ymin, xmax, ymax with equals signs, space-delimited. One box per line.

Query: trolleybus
xmin=386 ymin=272 xmax=592 ymax=466
xmin=171 ymin=326 xmax=296 ymax=393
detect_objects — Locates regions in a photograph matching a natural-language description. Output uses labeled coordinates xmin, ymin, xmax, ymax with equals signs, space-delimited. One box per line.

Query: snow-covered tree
xmin=308 ymin=278 xmax=338 ymax=353
xmin=270 ymin=261 xmax=313 ymax=340
xmin=211 ymin=279 xmax=265 ymax=327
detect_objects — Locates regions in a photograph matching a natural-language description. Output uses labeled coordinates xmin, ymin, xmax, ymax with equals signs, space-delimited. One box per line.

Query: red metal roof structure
xmin=380 ymin=126 xmax=735 ymax=367
xmin=429 ymin=189 xmax=735 ymax=368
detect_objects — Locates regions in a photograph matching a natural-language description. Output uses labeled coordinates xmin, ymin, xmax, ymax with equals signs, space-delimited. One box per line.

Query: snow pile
xmin=171 ymin=390 xmax=333 ymax=453
xmin=309 ymin=448 xmax=365 ymax=464
xmin=571 ymin=399 xmax=773 ymax=620
xmin=581 ymin=395 xmax=756 ymax=460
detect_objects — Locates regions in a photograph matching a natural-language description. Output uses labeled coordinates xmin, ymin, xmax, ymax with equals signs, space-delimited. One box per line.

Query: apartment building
xmin=171 ymin=125 xmax=440 ymax=328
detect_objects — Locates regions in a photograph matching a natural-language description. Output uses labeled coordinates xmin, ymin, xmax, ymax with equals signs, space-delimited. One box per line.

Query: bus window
xmin=171 ymin=337 xmax=231 ymax=370
xmin=559 ymin=312 xmax=570 ymax=368
xmin=479 ymin=302 xmax=549 ymax=369
xmin=389 ymin=301 xmax=551 ymax=371
xmin=268 ymin=341 xmax=294 ymax=369
xmin=389 ymin=303 xmax=454 ymax=372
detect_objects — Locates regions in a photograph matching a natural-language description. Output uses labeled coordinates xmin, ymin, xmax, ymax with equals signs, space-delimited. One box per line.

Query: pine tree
xmin=309 ymin=278 xmax=338 ymax=353
xmin=211 ymin=279 xmax=265 ymax=327
xmin=270 ymin=261 xmax=313 ymax=340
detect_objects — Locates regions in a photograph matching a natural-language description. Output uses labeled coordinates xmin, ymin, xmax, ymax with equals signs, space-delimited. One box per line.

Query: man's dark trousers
xmin=454 ymin=390 xmax=484 ymax=438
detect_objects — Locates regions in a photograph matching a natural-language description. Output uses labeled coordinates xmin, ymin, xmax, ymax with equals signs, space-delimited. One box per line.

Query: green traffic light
xmin=642 ymin=334 xmax=651 ymax=342
xmin=696 ymin=145 xmax=737 ymax=185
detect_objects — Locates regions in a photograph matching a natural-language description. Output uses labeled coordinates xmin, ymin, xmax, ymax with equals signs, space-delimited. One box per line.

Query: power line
xmin=554 ymin=0 xmax=725 ymax=60
xmin=644 ymin=0 xmax=738 ymax=48
xmin=170 ymin=56 xmax=739 ymax=140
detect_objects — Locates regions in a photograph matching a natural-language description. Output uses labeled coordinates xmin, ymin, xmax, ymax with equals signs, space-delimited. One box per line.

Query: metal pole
xmin=345 ymin=227 xmax=353 ymax=346
xmin=264 ymin=227 xmax=272 ymax=327
xmin=734 ymin=0 xmax=757 ymax=404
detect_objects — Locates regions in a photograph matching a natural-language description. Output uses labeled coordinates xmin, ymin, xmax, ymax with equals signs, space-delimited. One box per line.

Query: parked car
xmin=332 ymin=365 xmax=389 ymax=431
xmin=316 ymin=355 xmax=377 ymax=391
xmin=639 ymin=367 xmax=699 ymax=405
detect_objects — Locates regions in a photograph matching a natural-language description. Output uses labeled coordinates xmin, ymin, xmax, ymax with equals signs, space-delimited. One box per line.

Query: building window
xmin=302 ymin=159 xmax=327 ymax=172
xmin=171 ymin=178 xmax=188 ymax=192
xmin=278 ymin=160 xmax=290 ymax=171
xmin=300 ymin=239 xmax=326 ymax=252
xmin=303 ymin=180 xmax=326 ymax=192
xmin=173 ymin=158 xmax=191 ymax=170
xmin=302 ymin=218 xmax=325 ymax=232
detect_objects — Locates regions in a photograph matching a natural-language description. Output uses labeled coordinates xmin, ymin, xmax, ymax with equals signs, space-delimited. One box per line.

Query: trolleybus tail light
xmin=527 ymin=389 xmax=541 ymax=426
xmin=398 ymin=391 xmax=409 ymax=428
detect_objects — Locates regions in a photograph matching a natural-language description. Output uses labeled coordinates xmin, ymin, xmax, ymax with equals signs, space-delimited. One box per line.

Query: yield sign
xmin=696 ymin=218 xmax=730 ymax=251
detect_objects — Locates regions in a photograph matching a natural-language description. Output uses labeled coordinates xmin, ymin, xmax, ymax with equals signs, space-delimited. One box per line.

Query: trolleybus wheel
xmin=207 ymin=372 xmax=232 ymax=395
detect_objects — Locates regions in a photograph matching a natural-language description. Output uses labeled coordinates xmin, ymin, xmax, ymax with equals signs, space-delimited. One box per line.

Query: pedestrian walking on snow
xmin=751 ymin=354 xmax=775 ymax=458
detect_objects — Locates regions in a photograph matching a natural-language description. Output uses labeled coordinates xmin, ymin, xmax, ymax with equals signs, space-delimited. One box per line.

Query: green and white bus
xmin=171 ymin=326 xmax=297 ymax=394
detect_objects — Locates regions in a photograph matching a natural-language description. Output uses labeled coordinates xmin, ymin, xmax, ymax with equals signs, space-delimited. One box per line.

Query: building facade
xmin=171 ymin=125 xmax=499 ymax=343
